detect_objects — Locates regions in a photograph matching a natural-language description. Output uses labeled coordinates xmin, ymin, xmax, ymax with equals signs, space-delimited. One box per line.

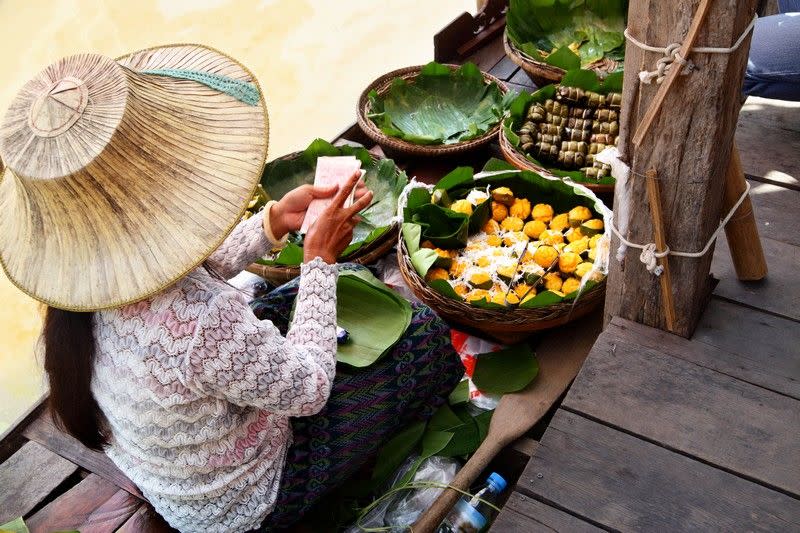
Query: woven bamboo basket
xmin=397 ymin=239 xmax=606 ymax=344
xmin=357 ymin=65 xmax=508 ymax=158
xmin=245 ymin=149 xmax=400 ymax=285
xmin=503 ymin=29 xmax=619 ymax=87
xmin=498 ymin=126 xmax=615 ymax=195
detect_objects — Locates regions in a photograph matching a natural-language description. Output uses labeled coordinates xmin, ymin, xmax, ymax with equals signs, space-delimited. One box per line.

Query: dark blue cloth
xmin=744 ymin=9 xmax=800 ymax=100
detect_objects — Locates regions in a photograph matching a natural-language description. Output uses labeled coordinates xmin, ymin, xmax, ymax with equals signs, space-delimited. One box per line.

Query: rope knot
xmin=639 ymin=243 xmax=669 ymax=276
xmin=638 ymin=42 xmax=696 ymax=84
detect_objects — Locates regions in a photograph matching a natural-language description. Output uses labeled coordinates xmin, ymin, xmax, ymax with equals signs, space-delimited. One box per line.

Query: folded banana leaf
xmin=336 ymin=270 xmax=412 ymax=367
xmin=506 ymin=0 xmax=628 ymax=69
xmin=503 ymin=69 xmax=623 ymax=186
xmin=257 ymin=139 xmax=408 ymax=266
xmin=368 ymin=62 xmax=509 ymax=145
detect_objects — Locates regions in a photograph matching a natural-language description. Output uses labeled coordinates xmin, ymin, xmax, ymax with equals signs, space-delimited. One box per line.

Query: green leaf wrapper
xmin=472 ymin=344 xmax=540 ymax=394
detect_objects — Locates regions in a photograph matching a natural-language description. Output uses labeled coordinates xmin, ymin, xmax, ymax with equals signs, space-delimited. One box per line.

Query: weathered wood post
xmin=604 ymin=0 xmax=760 ymax=337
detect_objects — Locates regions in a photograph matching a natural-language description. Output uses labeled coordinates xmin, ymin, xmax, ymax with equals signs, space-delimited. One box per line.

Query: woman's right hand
xmin=303 ymin=171 xmax=373 ymax=264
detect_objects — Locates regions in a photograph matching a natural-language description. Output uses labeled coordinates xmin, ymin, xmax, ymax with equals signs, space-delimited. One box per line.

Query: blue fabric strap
xmin=140 ymin=68 xmax=261 ymax=106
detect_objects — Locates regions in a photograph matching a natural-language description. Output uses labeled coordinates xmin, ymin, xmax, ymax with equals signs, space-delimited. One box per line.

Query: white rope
xmin=609 ymin=181 xmax=752 ymax=276
xmin=625 ymin=14 xmax=758 ymax=84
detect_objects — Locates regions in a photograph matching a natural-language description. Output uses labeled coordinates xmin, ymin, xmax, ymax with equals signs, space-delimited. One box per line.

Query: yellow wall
xmin=0 ymin=0 xmax=475 ymax=431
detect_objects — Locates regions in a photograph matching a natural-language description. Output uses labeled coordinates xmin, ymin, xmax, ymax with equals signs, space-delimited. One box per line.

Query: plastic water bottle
xmin=437 ymin=472 xmax=507 ymax=533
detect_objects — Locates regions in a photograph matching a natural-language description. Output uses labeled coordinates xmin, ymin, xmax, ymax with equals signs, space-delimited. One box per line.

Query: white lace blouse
xmin=91 ymin=206 xmax=338 ymax=532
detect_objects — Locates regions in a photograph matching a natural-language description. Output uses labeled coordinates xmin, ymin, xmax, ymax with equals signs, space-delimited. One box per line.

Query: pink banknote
xmin=300 ymin=156 xmax=363 ymax=233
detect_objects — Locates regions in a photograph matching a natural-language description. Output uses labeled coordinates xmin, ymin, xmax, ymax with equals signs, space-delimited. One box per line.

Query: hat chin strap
xmin=139 ymin=68 xmax=260 ymax=106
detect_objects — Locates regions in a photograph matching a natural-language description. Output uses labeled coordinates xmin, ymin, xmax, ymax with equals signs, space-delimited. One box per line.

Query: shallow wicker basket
xmin=357 ymin=64 xmax=508 ymax=158
xmin=245 ymin=149 xmax=400 ymax=285
xmin=499 ymin=127 xmax=615 ymax=195
xmin=397 ymin=239 xmax=606 ymax=344
xmin=503 ymin=29 xmax=619 ymax=87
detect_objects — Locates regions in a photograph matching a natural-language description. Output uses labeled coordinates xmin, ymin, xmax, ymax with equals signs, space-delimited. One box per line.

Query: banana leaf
xmin=367 ymin=62 xmax=507 ymax=145
xmin=506 ymin=0 xmax=628 ymax=69
xmin=502 ymin=71 xmax=622 ymax=186
xmin=336 ymin=271 xmax=412 ymax=367
xmin=257 ymin=139 xmax=408 ymax=266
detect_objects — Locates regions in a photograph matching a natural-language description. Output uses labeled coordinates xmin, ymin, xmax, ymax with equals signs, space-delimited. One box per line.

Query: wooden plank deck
xmin=2 ymin=6 xmax=798 ymax=531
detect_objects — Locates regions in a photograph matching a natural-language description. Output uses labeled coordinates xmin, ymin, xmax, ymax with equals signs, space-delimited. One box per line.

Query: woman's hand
xmin=303 ymin=172 xmax=374 ymax=264
xmin=268 ymin=175 xmax=369 ymax=240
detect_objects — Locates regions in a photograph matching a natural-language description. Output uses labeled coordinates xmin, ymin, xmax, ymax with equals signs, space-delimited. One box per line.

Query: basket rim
xmin=498 ymin=124 xmax=615 ymax=194
xmin=503 ymin=28 xmax=619 ymax=83
xmin=356 ymin=64 xmax=508 ymax=157
xmin=248 ymin=146 xmax=402 ymax=277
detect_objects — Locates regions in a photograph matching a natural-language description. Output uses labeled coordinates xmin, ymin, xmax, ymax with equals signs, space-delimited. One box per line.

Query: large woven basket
xmin=503 ymin=29 xmax=619 ymax=87
xmin=397 ymin=239 xmax=606 ymax=344
xmin=498 ymin=127 xmax=615 ymax=195
xmin=357 ymin=65 xmax=508 ymax=158
xmin=245 ymin=149 xmax=400 ymax=285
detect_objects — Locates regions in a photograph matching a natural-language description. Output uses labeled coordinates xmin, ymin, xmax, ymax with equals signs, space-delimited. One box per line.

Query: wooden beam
xmin=605 ymin=0 xmax=760 ymax=337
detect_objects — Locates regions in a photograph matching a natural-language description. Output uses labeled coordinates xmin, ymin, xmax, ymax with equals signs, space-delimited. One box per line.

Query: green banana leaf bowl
xmin=357 ymin=63 xmax=509 ymax=158
xmin=504 ymin=29 xmax=619 ymax=87
xmin=246 ymin=139 xmax=408 ymax=285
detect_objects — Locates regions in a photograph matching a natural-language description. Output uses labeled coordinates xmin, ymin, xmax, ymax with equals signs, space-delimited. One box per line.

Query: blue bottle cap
xmin=487 ymin=472 xmax=507 ymax=492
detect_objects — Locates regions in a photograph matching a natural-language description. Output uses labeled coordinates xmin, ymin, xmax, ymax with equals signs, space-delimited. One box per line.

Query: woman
xmin=0 ymin=45 xmax=462 ymax=532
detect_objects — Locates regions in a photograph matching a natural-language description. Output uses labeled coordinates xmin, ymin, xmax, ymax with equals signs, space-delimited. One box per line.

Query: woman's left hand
xmin=268 ymin=179 xmax=369 ymax=239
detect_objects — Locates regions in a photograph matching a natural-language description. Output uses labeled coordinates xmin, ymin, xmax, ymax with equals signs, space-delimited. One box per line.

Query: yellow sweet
xmin=533 ymin=245 xmax=559 ymax=268
xmin=492 ymin=202 xmax=508 ymax=222
xmin=486 ymin=234 xmax=503 ymax=247
xmin=539 ymin=229 xmax=565 ymax=245
xmin=568 ymin=205 xmax=592 ymax=227
xmin=575 ymin=262 xmax=594 ymax=278
xmin=521 ymin=290 xmax=537 ymax=304
xmin=476 ymin=256 xmax=491 ymax=268
xmin=564 ymin=237 xmax=589 ymax=255
xmin=589 ymin=233 xmax=602 ymax=249
xmin=469 ymin=272 xmax=493 ymax=289
xmin=544 ymin=272 xmax=563 ymax=292
xmin=565 ymin=227 xmax=584 ymax=243
xmin=524 ymin=220 xmax=547 ymax=239
xmin=497 ymin=263 xmax=518 ymax=281
xmin=491 ymin=186 xmax=514 ymax=205
xmin=532 ymin=203 xmax=554 ymax=223
xmin=466 ymin=289 xmax=490 ymax=303
xmin=453 ymin=284 xmax=470 ymax=297
xmin=549 ymin=213 xmax=570 ymax=232
xmin=558 ymin=252 xmax=581 ymax=274
xmin=562 ymin=277 xmax=582 ymax=295
xmin=450 ymin=199 xmax=473 ymax=216
xmin=500 ymin=216 xmax=525 ymax=232
xmin=426 ymin=268 xmax=449 ymax=282
xmin=514 ymin=283 xmax=533 ymax=299
xmin=482 ymin=219 xmax=501 ymax=234
xmin=581 ymin=218 xmax=604 ymax=235
xmin=449 ymin=259 xmax=469 ymax=277
xmin=588 ymin=247 xmax=597 ymax=261
xmin=510 ymin=198 xmax=531 ymax=220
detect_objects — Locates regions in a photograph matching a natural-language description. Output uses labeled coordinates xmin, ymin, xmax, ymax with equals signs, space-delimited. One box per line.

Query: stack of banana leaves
xmin=504 ymin=69 xmax=623 ymax=185
xmin=506 ymin=0 xmax=628 ymax=71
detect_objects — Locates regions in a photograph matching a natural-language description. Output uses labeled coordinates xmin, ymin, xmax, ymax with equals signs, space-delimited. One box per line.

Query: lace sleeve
xmin=186 ymin=258 xmax=338 ymax=416
xmin=205 ymin=204 xmax=287 ymax=279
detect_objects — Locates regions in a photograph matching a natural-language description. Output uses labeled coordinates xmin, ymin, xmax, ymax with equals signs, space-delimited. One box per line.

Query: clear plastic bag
xmin=346 ymin=455 xmax=461 ymax=532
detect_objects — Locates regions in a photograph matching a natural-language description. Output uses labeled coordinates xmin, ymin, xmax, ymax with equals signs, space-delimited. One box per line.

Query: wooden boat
xmin=3 ymin=1 xmax=799 ymax=531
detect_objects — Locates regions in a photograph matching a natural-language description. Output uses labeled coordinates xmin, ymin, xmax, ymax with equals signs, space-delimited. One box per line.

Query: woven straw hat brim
xmin=0 ymin=44 xmax=268 ymax=311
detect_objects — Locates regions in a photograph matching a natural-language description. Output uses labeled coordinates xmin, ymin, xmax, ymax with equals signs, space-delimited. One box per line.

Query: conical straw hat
xmin=0 ymin=44 xmax=268 ymax=311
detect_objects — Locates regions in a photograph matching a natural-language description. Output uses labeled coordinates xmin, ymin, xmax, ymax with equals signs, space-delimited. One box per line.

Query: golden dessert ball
xmin=564 ymin=237 xmax=589 ymax=255
xmin=544 ymin=272 xmax=563 ymax=292
xmin=532 ymin=203 xmax=554 ymax=222
xmin=589 ymin=233 xmax=602 ymax=249
xmin=510 ymin=198 xmax=532 ymax=220
xmin=562 ymin=277 xmax=581 ymax=295
xmin=500 ymin=216 xmax=525 ymax=232
xmin=539 ymin=229 xmax=565 ymax=245
xmin=549 ymin=213 xmax=570 ymax=232
xmin=491 ymin=186 xmax=515 ymax=206
xmin=492 ymin=202 xmax=508 ymax=222
xmin=565 ymin=227 xmax=585 ymax=243
xmin=450 ymin=199 xmax=474 ymax=216
xmin=575 ymin=262 xmax=594 ymax=278
xmin=426 ymin=268 xmax=449 ymax=282
xmin=533 ymin=245 xmax=559 ymax=268
xmin=514 ymin=283 xmax=533 ymax=299
xmin=487 ymin=234 xmax=503 ymax=247
xmin=568 ymin=205 xmax=592 ymax=226
xmin=450 ymin=259 xmax=469 ymax=277
xmin=503 ymin=231 xmax=529 ymax=247
xmin=558 ymin=252 xmax=581 ymax=274
xmin=454 ymin=284 xmax=470 ymax=297
xmin=483 ymin=219 xmax=501 ymax=234
xmin=466 ymin=289 xmax=490 ymax=302
xmin=524 ymin=220 xmax=547 ymax=239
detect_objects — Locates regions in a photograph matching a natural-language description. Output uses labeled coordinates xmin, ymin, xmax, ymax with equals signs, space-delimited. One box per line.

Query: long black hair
xmin=43 ymin=306 xmax=107 ymax=450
